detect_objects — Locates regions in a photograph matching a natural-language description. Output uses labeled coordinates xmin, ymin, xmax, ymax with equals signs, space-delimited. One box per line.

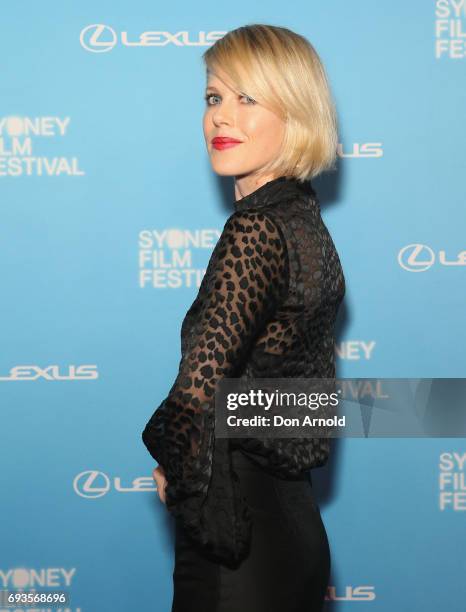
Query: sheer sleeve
xmin=141 ymin=209 xmax=289 ymax=530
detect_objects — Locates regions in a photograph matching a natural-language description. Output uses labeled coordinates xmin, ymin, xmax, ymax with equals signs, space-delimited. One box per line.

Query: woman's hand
xmin=152 ymin=465 xmax=167 ymax=504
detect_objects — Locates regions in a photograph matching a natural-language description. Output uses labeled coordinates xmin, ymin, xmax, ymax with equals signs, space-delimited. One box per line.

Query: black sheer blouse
xmin=142 ymin=175 xmax=346 ymax=565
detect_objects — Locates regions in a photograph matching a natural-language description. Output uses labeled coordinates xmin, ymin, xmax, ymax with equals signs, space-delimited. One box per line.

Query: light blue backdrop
xmin=2 ymin=1 xmax=465 ymax=611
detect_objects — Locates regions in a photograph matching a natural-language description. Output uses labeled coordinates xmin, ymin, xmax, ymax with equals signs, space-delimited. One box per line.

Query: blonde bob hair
xmin=202 ymin=24 xmax=338 ymax=182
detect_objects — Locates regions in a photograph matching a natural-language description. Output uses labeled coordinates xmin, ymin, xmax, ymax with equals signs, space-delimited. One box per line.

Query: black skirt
xmin=172 ymin=448 xmax=331 ymax=612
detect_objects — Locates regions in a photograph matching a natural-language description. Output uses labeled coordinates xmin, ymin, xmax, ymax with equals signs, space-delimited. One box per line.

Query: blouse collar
xmin=233 ymin=175 xmax=318 ymax=213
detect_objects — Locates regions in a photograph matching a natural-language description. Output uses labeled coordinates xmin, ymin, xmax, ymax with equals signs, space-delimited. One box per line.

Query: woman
xmin=142 ymin=24 xmax=346 ymax=612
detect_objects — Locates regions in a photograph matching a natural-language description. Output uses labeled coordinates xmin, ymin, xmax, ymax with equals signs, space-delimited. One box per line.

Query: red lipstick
xmin=212 ymin=136 xmax=243 ymax=150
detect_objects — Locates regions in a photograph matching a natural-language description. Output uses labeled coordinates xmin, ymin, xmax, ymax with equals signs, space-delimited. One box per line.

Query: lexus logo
xmin=73 ymin=470 xmax=156 ymax=498
xmin=398 ymin=244 xmax=435 ymax=272
xmin=74 ymin=471 xmax=111 ymax=497
xmin=398 ymin=244 xmax=466 ymax=272
xmin=79 ymin=25 xmax=224 ymax=52
xmin=80 ymin=24 xmax=117 ymax=53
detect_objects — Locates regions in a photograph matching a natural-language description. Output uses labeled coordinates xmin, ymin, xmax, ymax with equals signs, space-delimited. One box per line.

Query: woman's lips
xmin=211 ymin=138 xmax=243 ymax=150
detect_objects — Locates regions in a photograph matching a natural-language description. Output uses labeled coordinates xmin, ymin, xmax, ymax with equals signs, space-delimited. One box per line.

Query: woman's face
xmin=203 ymin=67 xmax=286 ymax=183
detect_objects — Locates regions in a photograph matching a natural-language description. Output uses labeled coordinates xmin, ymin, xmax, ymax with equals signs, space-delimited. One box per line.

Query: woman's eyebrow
xmin=205 ymin=87 xmax=246 ymax=98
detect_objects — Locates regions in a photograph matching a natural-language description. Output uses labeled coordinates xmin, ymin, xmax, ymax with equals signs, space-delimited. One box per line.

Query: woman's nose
xmin=212 ymin=101 xmax=236 ymax=126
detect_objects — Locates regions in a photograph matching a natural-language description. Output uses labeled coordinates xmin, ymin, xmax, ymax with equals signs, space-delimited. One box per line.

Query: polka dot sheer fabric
xmin=142 ymin=175 xmax=346 ymax=565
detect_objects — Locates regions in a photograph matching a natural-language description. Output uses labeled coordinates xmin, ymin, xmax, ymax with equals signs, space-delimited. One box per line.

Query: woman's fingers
xmin=152 ymin=466 xmax=167 ymax=504
xmin=159 ymin=478 xmax=167 ymax=504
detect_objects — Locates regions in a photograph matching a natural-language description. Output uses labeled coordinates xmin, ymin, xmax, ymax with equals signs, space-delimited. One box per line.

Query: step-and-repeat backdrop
xmin=2 ymin=2 xmax=465 ymax=611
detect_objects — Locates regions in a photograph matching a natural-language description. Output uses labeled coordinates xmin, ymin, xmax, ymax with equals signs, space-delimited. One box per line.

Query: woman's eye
xmin=204 ymin=93 xmax=220 ymax=105
xmin=204 ymin=93 xmax=256 ymax=105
